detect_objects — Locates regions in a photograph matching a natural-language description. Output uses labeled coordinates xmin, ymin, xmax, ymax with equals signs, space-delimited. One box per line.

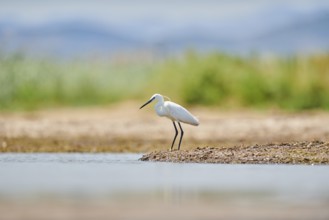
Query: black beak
xmin=140 ymin=97 xmax=155 ymax=109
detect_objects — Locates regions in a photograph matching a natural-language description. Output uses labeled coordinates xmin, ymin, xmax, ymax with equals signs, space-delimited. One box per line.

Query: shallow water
xmin=0 ymin=153 xmax=328 ymax=202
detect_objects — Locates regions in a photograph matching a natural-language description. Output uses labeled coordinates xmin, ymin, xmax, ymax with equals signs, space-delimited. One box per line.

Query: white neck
xmin=154 ymin=97 xmax=166 ymax=117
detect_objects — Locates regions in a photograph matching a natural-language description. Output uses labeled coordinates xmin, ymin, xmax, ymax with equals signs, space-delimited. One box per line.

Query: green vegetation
xmin=1 ymin=52 xmax=329 ymax=111
xmin=150 ymin=51 xmax=329 ymax=110
xmin=0 ymin=54 xmax=153 ymax=110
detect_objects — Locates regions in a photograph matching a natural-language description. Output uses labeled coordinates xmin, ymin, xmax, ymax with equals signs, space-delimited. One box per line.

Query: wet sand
xmin=1 ymin=198 xmax=328 ymax=220
xmin=141 ymin=141 xmax=329 ymax=164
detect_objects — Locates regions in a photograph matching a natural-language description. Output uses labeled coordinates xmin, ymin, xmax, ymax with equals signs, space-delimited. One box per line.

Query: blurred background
xmin=1 ymin=0 xmax=329 ymax=111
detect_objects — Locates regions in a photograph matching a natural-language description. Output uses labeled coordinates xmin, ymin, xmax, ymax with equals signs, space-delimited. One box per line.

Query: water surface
xmin=0 ymin=153 xmax=328 ymax=202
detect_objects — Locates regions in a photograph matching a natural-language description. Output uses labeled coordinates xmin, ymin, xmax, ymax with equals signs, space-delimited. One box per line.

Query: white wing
xmin=165 ymin=101 xmax=199 ymax=126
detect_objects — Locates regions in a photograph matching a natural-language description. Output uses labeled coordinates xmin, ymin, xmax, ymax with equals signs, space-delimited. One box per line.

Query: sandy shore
xmin=1 ymin=102 xmax=329 ymax=153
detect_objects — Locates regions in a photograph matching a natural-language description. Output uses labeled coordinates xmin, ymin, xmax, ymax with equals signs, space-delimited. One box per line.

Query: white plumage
xmin=163 ymin=101 xmax=199 ymax=126
xmin=140 ymin=94 xmax=199 ymax=150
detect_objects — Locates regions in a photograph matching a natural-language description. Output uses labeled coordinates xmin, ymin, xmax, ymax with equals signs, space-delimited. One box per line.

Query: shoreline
xmin=1 ymin=103 xmax=329 ymax=155
xmin=140 ymin=141 xmax=329 ymax=165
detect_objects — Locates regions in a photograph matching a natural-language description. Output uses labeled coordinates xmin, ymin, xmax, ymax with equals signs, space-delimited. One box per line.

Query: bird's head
xmin=139 ymin=94 xmax=163 ymax=109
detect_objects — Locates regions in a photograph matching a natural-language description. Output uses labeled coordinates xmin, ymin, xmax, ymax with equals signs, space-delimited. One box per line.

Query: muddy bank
xmin=140 ymin=141 xmax=329 ymax=164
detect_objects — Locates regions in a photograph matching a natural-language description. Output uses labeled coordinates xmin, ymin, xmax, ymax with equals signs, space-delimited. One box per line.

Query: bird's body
xmin=156 ymin=100 xmax=199 ymax=126
xmin=140 ymin=94 xmax=199 ymax=150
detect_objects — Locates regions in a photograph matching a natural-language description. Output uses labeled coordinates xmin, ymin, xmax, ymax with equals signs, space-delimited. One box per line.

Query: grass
xmin=149 ymin=51 xmax=329 ymax=110
xmin=1 ymin=51 xmax=329 ymax=111
xmin=0 ymin=53 xmax=154 ymax=110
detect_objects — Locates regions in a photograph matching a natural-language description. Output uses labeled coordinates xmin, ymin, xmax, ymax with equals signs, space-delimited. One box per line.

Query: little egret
xmin=140 ymin=94 xmax=199 ymax=151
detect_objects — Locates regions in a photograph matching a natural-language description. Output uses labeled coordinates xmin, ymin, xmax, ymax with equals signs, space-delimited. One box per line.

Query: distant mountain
xmin=0 ymin=20 xmax=145 ymax=57
xmin=146 ymin=11 xmax=329 ymax=55
xmin=0 ymin=11 xmax=329 ymax=58
xmin=241 ymin=11 xmax=329 ymax=54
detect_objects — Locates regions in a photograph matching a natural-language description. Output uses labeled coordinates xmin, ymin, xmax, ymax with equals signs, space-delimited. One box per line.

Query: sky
xmin=1 ymin=0 xmax=328 ymax=25
xmin=1 ymin=0 xmax=328 ymax=56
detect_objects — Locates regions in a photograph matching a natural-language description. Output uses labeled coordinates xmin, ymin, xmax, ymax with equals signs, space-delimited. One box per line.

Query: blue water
xmin=0 ymin=153 xmax=328 ymax=202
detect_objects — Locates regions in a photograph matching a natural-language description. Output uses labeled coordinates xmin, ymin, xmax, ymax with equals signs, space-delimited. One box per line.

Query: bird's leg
xmin=177 ymin=122 xmax=184 ymax=150
xmin=170 ymin=121 xmax=178 ymax=151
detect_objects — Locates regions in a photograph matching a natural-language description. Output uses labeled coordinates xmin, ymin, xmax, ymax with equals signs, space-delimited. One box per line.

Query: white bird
xmin=140 ymin=94 xmax=199 ymax=151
